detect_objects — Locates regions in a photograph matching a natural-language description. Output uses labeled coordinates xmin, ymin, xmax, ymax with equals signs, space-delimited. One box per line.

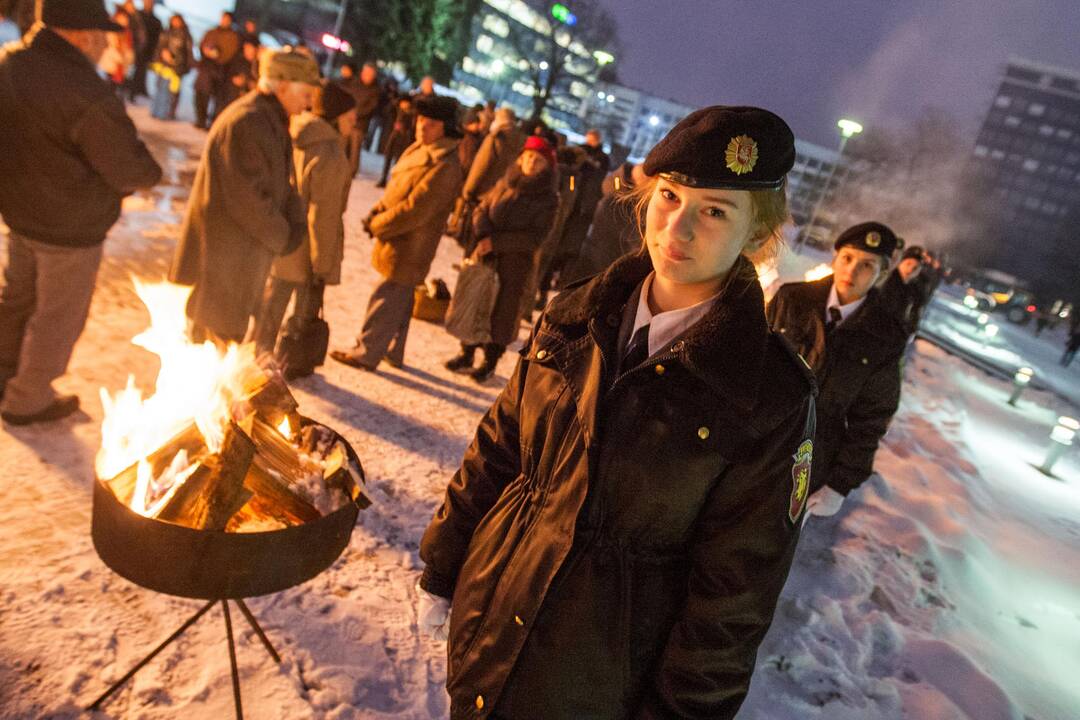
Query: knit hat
xmin=316 ymin=81 xmax=356 ymax=123
xmin=522 ymin=135 xmax=556 ymax=168
xmin=834 ymin=221 xmax=900 ymax=258
xmin=260 ymin=49 xmax=320 ymax=86
xmin=643 ymin=105 xmax=795 ymax=190
xmin=37 ymin=0 xmax=120 ymax=30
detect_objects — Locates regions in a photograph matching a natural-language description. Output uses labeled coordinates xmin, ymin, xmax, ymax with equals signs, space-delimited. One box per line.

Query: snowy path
xmin=0 ymin=106 xmax=1077 ymax=719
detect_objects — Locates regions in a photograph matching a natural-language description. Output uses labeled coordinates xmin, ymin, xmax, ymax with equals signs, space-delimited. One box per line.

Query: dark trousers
xmin=350 ymin=278 xmax=415 ymax=366
xmin=252 ymin=278 xmax=321 ymax=356
xmin=490 ymin=251 xmax=536 ymax=346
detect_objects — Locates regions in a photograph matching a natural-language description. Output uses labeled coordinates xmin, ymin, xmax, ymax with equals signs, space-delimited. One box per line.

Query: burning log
xmin=242 ymin=457 xmax=321 ymax=525
xmin=106 ymin=423 xmax=207 ymax=506
xmin=156 ymin=421 xmax=256 ymax=530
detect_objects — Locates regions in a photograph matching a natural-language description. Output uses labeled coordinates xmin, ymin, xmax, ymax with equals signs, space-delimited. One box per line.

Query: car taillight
xmin=1027 ymin=305 xmax=1036 ymax=313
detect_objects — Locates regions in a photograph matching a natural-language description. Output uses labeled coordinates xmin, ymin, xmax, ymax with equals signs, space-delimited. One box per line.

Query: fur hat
xmin=316 ymin=81 xmax=356 ymax=123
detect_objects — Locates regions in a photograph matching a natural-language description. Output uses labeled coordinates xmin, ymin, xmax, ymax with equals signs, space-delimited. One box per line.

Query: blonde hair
xmin=624 ymin=175 xmax=789 ymax=265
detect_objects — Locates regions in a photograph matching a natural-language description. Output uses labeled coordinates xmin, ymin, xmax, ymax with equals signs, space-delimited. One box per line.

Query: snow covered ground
xmin=0 ymin=105 xmax=1077 ymax=719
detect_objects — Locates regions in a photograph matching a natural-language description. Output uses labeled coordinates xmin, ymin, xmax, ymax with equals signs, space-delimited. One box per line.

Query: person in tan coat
xmin=252 ymin=81 xmax=356 ymax=356
xmin=331 ymin=96 xmax=463 ymax=371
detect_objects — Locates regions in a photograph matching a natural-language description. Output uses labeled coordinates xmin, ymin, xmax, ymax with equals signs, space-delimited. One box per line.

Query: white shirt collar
xmin=630 ymin=273 xmax=721 ymax=356
xmin=827 ymin=281 xmax=866 ymax=324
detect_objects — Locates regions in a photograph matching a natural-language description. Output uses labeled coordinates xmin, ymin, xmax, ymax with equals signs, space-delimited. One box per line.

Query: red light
xmin=1027 ymin=305 xmax=1036 ymax=312
xmin=321 ymin=33 xmax=351 ymax=53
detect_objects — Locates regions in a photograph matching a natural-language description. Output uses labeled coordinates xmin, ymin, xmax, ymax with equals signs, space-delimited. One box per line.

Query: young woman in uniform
xmin=418 ymin=106 xmax=816 ymax=720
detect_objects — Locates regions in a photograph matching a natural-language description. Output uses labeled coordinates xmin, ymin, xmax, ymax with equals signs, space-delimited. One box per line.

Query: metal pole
xmin=1038 ymin=443 xmax=1068 ymax=476
xmin=222 ymin=600 xmax=244 ymax=720
xmin=800 ymin=135 xmax=848 ymax=252
xmin=87 ymin=599 xmax=217 ymax=711
xmin=323 ymin=0 xmax=349 ymax=77
xmin=235 ymin=598 xmax=282 ymax=664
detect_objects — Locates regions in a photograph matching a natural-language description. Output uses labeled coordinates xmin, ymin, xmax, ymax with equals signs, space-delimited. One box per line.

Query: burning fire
xmin=97 ymin=280 xmax=263 ymax=515
xmin=803 ymin=263 xmax=834 ymax=281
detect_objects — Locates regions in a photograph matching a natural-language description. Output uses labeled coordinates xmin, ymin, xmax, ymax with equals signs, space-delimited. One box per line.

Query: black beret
xmin=834 ymin=222 xmax=899 ymax=258
xmin=415 ymin=96 xmax=463 ymax=139
xmin=643 ymin=105 xmax=795 ymax=190
xmin=38 ymin=0 xmax=121 ymax=30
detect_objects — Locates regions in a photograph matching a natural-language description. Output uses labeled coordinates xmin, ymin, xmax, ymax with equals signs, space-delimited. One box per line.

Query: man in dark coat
xmin=337 ymin=61 xmax=380 ymax=176
xmin=169 ymin=49 xmax=315 ymax=344
xmin=192 ymin=10 xmax=239 ymax=129
xmin=767 ymin=221 xmax=907 ymax=512
xmin=0 ymin=0 xmax=162 ymax=425
xmin=130 ymin=0 xmax=161 ymax=99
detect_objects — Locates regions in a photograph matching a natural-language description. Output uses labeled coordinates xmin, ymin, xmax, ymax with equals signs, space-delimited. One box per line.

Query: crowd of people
xmin=0 ymin=1 xmax=1070 ymax=718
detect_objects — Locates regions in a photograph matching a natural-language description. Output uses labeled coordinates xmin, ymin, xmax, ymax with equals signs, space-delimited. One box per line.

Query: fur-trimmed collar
xmin=545 ymin=251 xmax=772 ymax=413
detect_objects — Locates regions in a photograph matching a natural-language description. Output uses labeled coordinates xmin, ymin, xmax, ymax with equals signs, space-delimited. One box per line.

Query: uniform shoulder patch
xmin=789 ymin=439 xmax=813 ymax=523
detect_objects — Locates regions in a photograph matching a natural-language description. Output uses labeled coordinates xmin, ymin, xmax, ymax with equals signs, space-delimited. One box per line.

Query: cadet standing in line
xmin=767 ymin=222 xmax=908 ymax=518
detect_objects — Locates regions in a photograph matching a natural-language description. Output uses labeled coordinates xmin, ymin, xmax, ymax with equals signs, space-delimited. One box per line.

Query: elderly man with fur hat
xmin=332 ymin=95 xmax=464 ymax=371
xmin=170 ymin=48 xmax=318 ymax=344
xmin=0 ymin=0 xmax=162 ymax=425
xmin=767 ymin=222 xmax=909 ymax=517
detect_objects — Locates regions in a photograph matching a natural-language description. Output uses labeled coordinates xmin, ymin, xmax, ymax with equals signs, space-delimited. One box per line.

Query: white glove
xmin=416 ymin=580 xmax=451 ymax=641
xmin=802 ymin=486 xmax=845 ymax=527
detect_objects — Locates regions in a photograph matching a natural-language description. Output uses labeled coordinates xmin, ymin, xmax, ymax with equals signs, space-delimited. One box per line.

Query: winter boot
xmin=470 ymin=344 xmax=505 ymax=383
xmin=445 ymin=344 xmax=478 ymax=373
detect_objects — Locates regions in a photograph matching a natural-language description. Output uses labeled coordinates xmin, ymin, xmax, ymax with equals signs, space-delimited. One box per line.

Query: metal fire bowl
xmin=91 ymin=418 xmax=365 ymax=600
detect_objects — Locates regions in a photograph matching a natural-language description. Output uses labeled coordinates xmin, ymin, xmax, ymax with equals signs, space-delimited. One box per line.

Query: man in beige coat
xmin=331 ymin=95 xmax=463 ymax=371
xmin=170 ymin=50 xmax=317 ymax=344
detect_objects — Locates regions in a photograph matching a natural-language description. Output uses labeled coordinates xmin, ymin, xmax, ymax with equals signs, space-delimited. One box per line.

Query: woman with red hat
xmin=444 ymin=135 xmax=559 ymax=382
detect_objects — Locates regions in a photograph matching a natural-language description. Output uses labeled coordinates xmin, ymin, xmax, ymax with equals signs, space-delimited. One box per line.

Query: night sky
xmin=608 ymin=0 xmax=1080 ymax=147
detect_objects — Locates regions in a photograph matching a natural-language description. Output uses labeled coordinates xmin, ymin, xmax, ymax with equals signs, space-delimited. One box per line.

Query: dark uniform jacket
xmin=766 ymin=276 xmax=905 ymax=495
xmin=471 ymin=166 xmax=558 ymax=256
xmin=0 ymin=26 xmax=162 ymax=246
xmin=420 ymin=252 xmax=816 ymax=720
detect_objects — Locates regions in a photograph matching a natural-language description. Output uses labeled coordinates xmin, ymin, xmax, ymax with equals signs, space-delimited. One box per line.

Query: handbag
xmin=276 ymin=281 xmax=329 ymax=380
xmin=413 ymin=278 xmax=451 ymax=323
xmin=444 ymin=256 xmax=500 ymax=345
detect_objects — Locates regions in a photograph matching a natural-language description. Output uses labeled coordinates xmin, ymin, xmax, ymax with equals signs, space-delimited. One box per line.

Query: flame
xmin=97 ymin=279 xmax=264 ymax=515
xmin=803 ymin=263 xmax=833 ymax=281
xmin=277 ymin=416 xmax=291 ymax=438
xmin=755 ymin=260 xmax=779 ymax=291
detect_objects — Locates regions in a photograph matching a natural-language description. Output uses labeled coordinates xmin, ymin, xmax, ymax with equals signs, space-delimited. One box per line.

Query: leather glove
xmin=802 ymin=485 xmax=845 ymax=527
xmin=416 ymin=580 xmax=451 ymax=641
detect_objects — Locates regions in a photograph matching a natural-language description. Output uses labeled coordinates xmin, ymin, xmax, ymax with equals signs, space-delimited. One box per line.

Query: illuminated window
xmin=973 ymin=145 xmax=988 ymax=157
xmin=1004 ymin=115 xmax=1021 ymax=127
xmin=1039 ymin=124 xmax=1054 ymax=136
xmin=476 ymin=34 xmax=494 ymax=54
xmin=994 ymin=96 xmax=1011 ymax=108
xmin=482 ymin=14 xmax=510 ymax=38
xmin=1028 ymin=103 xmax=1046 ymax=116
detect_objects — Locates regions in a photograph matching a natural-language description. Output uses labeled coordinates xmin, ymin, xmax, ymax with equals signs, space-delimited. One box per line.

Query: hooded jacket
xmin=420 ymin=252 xmax=816 ymax=719
xmin=272 ymin=112 xmax=351 ymax=285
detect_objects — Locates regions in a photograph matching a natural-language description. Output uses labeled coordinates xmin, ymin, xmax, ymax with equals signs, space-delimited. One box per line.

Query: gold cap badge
xmin=865 ymin=231 xmax=881 ymax=248
xmin=725 ymin=134 xmax=759 ymax=175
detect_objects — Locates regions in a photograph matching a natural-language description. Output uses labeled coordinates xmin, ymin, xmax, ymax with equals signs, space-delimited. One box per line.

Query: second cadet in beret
xmin=766 ymin=217 xmax=909 ymax=522
xmin=414 ymin=103 xmax=819 ymax=719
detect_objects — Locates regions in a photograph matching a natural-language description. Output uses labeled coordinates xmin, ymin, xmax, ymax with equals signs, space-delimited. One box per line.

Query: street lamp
xmin=1007 ymin=367 xmax=1034 ymax=406
xmin=1038 ymin=416 xmax=1078 ymax=476
xmin=800 ymin=117 xmax=863 ymax=251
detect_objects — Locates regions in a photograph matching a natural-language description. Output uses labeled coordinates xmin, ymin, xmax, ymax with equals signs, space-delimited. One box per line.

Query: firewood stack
xmin=104 ymin=368 xmax=363 ymax=532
